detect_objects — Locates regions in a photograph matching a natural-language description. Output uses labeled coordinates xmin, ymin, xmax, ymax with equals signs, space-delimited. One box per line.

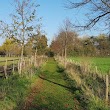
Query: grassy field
xmin=0 ymin=57 xmax=19 ymax=61
xmin=69 ymin=57 xmax=110 ymax=73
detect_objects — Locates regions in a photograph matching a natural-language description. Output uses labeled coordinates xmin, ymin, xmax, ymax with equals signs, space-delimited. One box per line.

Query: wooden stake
xmin=4 ymin=59 xmax=8 ymax=79
xmin=105 ymin=74 xmax=109 ymax=103
xmin=95 ymin=66 xmax=98 ymax=73
xmin=13 ymin=59 xmax=15 ymax=73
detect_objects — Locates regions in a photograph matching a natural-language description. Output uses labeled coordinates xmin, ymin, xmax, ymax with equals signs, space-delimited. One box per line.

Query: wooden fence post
xmin=13 ymin=59 xmax=15 ymax=73
xmin=95 ymin=66 xmax=98 ymax=73
xmin=105 ymin=74 xmax=109 ymax=103
xmin=18 ymin=60 xmax=20 ymax=73
xmin=19 ymin=60 xmax=23 ymax=75
xmin=4 ymin=59 xmax=8 ymax=79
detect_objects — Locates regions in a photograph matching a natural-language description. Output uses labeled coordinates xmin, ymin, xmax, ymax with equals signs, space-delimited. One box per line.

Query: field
xmin=69 ymin=57 xmax=110 ymax=74
xmin=0 ymin=57 xmax=19 ymax=61
xmin=0 ymin=57 xmax=20 ymax=66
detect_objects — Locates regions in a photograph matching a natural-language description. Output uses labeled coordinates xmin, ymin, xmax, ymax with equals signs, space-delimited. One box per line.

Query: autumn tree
xmin=59 ymin=19 xmax=78 ymax=67
xmin=51 ymin=19 xmax=78 ymax=67
xmin=59 ymin=19 xmax=72 ymax=67
xmin=2 ymin=38 xmax=21 ymax=57
xmin=50 ymin=38 xmax=63 ymax=56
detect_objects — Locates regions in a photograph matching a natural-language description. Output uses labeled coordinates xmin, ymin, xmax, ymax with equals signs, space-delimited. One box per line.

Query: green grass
xmin=29 ymin=58 xmax=83 ymax=110
xmin=70 ymin=57 xmax=110 ymax=73
xmin=30 ymin=58 xmax=109 ymax=110
xmin=0 ymin=73 xmax=38 ymax=110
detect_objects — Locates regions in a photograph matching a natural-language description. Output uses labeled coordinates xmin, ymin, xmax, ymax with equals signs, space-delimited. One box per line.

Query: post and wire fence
xmin=0 ymin=56 xmax=48 ymax=79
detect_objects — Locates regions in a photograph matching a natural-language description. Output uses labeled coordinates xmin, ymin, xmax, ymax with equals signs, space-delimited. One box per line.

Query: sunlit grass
xmin=0 ymin=57 xmax=19 ymax=66
xmin=0 ymin=72 xmax=38 ymax=110
xmin=29 ymin=58 xmax=82 ymax=110
xmin=70 ymin=57 xmax=110 ymax=73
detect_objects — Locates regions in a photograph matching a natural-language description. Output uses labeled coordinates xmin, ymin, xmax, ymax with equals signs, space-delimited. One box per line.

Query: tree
xmin=96 ymin=34 xmax=110 ymax=56
xmin=33 ymin=34 xmax=48 ymax=55
xmin=50 ymin=38 xmax=63 ymax=56
xmin=0 ymin=46 xmax=5 ymax=56
xmin=50 ymin=19 xmax=78 ymax=67
xmin=60 ymin=19 xmax=72 ymax=68
xmin=66 ymin=0 xmax=110 ymax=31
xmin=81 ymin=36 xmax=97 ymax=56
xmin=59 ymin=19 xmax=78 ymax=67
xmin=11 ymin=0 xmax=40 ymax=60
xmin=2 ymin=38 xmax=21 ymax=57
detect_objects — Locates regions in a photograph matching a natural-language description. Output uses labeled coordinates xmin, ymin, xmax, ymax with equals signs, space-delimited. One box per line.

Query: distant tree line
xmin=50 ymin=32 xmax=110 ymax=57
xmin=0 ymin=34 xmax=48 ymax=57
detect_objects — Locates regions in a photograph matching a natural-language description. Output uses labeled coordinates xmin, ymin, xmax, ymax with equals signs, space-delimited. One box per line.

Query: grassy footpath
xmin=25 ymin=58 xmax=82 ymax=110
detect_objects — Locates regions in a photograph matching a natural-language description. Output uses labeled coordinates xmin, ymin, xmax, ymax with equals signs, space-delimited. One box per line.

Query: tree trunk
xmin=64 ymin=46 xmax=67 ymax=68
xmin=64 ymin=31 xmax=67 ymax=68
xmin=19 ymin=43 xmax=24 ymax=75
xmin=21 ymin=43 xmax=24 ymax=60
xmin=34 ymin=47 xmax=37 ymax=67
xmin=62 ymin=49 xmax=64 ymax=58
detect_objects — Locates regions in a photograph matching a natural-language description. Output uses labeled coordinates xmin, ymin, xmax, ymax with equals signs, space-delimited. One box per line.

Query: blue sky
xmin=0 ymin=0 xmax=104 ymax=45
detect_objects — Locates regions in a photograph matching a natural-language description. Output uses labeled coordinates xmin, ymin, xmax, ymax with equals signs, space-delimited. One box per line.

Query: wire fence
xmin=56 ymin=56 xmax=110 ymax=104
xmin=0 ymin=56 xmax=48 ymax=78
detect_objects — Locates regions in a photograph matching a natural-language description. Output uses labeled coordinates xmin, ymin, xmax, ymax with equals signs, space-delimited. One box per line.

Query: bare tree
xmin=66 ymin=0 xmax=110 ymax=31
xmin=11 ymin=0 xmax=40 ymax=60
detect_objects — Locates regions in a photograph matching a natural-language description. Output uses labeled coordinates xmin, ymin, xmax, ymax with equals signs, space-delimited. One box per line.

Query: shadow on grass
xmin=39 ymin=75 xmax=78 ymax=92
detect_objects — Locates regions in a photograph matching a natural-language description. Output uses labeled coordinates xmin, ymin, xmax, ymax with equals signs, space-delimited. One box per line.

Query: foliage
xmin=51 ymin=33 xmax=110 ymax=57
xmin=0 ymin=0 xmax=41 ymax=58
xmin=50 ymin=30 xmax=78 ymax=56
xmin=25 ymin=34 xmax=48 ymax=56
xmin=2 ymin=38 xmax=21 ymax=56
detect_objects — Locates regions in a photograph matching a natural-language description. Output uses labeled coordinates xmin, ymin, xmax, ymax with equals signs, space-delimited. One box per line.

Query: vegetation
xmin=0 ymin=0 xmax=110 ymax=110
xmin=22 ymin=58 xmax=83 ymax=110
xmin=51 ymin=33 xmax=110 ymax=57
xmin=70 ymin=57 xmax=110 ymax=73
xmin=57 ymin=57 xmax=110 ymax=110
xmin=0 ymin=73 xmax=38 ymax=110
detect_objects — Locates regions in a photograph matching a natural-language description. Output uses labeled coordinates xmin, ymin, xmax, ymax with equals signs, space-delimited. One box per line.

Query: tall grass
xmin=0 ymin=56 xmax=47 ymax=110
xmin=0 ymin=71 xmax=40 ymax=110
xmin=56 ymin=56 xmax=110 ymax=110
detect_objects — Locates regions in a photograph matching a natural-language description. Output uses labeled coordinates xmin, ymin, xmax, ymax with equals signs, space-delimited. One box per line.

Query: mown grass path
xmin=22 ymin=58 xmax=81 ymax=110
